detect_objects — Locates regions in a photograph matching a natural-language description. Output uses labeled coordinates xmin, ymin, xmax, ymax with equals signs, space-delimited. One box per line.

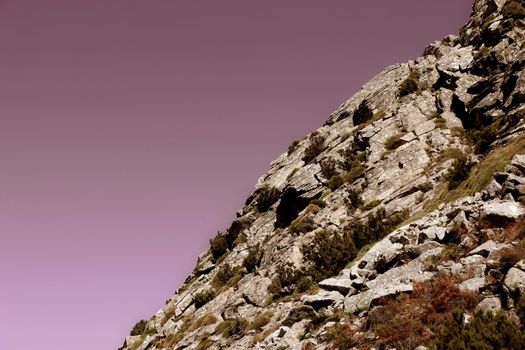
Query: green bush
xmin=364 ymin=199 xmax=381 ymax=210
xmin=320 ymin=157 xmax=338 ymax=179
xmin=211 ymin=263 xmax=244 ymax=288
xmin=345 ymin=189 xmax=363 ymax=209
xmin=267 ymin=265 xmax=306 ymax=298
xmin=193 ymin=289 xmax=215 ymax=308
xmin=215 ymin=318 xmax=248 ymax=338
xmin=327 ymin=174 xmax=345 ymax=190
xmin=399 ymin=72 xmax=419 ymax=97
xmin=287 ymin=139 xmax=300 ymax=155
xmin=210 ymin=235 xmax=228 ymax=261
xmin=130 ymin=319 xmax=147 ymax=336
xmin=502 ymin=1 xmax=525 ymax=18
xmin=467 ymin=124 xmax=497 ymax=154
xmin=447 ymin=153 xmax=473 ymax=190
xmin=303 ymin=135 xmax=326 ymax=163
xmin=256 ymin=185 xmax=281 ymax=212
xmin=302 ymin=229 xmax=357 ymax=282
xmin=433 ymin=309 xmax=525 ymax=350
xmin=242 ymin=245 xmax=261 ymax=273
xmin=247 ymin=311 xmax=274 ymax=331
xmin=384 ymin=133 xmax=406 ymax=150
xmin=289 ymin=215 xmax=316 ymax=234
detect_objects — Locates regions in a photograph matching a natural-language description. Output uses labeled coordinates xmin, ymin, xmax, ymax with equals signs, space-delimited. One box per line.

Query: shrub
xmin=364 ymin=199 xmax=381 ymax=210
xmin=345 ymin=160 xmax=364 ymax=183
xmin=320 ymin=157 xmax=338 ymax=179
xmin=267 ymin=265 xmax=306 ymax=298
xmin=327 ymin=174 xmax=345 ymax=190
xmin=287 ymin=139 xmax=300 ymax=155
xmin=417 ymin=181 xmax=433 ymax=192
xmin=384 ymin=133 xmax=406 ymax=150
xmin=352 ymin=100 xmax=374 ymax=125
xmin=210 ymin=235 xmax=228 ymax=261
xmin=303 ymin=135 xmax=326 ymax=163
xmin=215 ymin=318 xmax=248 ymax=338
xmin=289 ymin=215 xmax=316 ymax=234
xmin=189 ymin=314 xmax=218 ymax=331
xmin=256 ymin=186 xmax=280 ymax=212
xmin=502 ymin=1 xmax=525 ymax=18
xmin=467 ymin=124 xmax=497 ymax=154
xmin=302 ymin=229 xmax=357 ymax=282
xmin=212 ymin=264 xmax=234 ymax=287
xmin=364 ymin=273 xmax=478 ymax=350
xmin=130 ymin=320 xmax=147 ymax=336
xmin=446 ymin=153 xmax=473 ymax=190
xmin=497 ymin=243 xmax=525 ymax=273
xmin=242 ymin=245 xmax=261 ymax=273
xmin=196 ymin=333 xmax=213 ymax=350
xmin=345 ymin=189 xmax=363 ymax=209
xmin=433 ymin=309 xmax=525 ymax=350
xmin=399 ymin=71 xmax=419 ymax=97
xmin=247 ymin=311 xmax=274 ymax=331
xmin=193 ymin=289 xmax=215 ymax=308
xmin=224 ymin=216 xmax=254 ymax=249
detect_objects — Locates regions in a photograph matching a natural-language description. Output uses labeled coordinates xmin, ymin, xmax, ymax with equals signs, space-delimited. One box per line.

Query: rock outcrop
xmin=120 ymin=1 xmax=525 ymax=349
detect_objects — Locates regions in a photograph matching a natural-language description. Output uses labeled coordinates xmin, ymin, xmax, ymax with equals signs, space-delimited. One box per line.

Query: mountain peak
xmin=120 ymin=1 xmax=525 ymax=349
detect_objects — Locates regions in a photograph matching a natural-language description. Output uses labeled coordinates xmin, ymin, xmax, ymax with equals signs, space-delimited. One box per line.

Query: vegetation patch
xmin=215 ymin=318 xmax=248 ymax=338
xmin=210 ymin=235 xmax=228 ymax=262
xmin=242 ymin=245 xmax=262 ymax=273
xmin=320 ymin=157 xmax=338 ymax=179
xmin=399 ymin=71 xmax=420 ymax=97
xmin=303 ymin=134 xmax=326 ymax=163
xmin=247 ymin=311 xmax=274 ymax=331
xmin=194 ymin=289 xmax=216 ymax=308
xmin=289 ymin=214 xmax=316 ymax=234
xmin=502 ymin=1 xmax=525 ymax=18
xmin=364 ymin=199 xmax=381 ymax=210
xmin=384 ymin=133 xmax=406 ymax=150
xmin=255 ymin=185 xmax=281 ymax=212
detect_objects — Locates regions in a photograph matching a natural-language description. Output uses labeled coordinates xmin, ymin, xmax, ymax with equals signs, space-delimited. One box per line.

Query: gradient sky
xmin=0 ymin=1 xmax=473 ymax=349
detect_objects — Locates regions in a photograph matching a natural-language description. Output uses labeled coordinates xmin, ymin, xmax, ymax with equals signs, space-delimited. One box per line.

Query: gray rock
xmin=468 ymin=240 xmax=510 ymax=258
xmin=475 ymin=297 xmax=502 ymax=313
xmin=459 ymin=277 xmax=485 ymax=293
xmin=344 ymin=283 xmax=413 ymax=314
xmin=318 ymin=278 xmax=356 ymax=295
xmin=301 ymin=290 xmax=344 ymax=309
xmin=481 ymin=201 xmax=525 ymax=224
xmin=504 ymin=268 xmax=525 ymax=296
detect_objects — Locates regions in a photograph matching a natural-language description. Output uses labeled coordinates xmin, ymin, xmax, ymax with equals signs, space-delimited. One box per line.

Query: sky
xmin=0 ymin=1 xmax=473 ymax=349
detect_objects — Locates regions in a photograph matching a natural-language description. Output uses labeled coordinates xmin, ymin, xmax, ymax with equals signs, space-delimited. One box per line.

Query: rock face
xmin=119 ymin=1 xmax=525 ymax=349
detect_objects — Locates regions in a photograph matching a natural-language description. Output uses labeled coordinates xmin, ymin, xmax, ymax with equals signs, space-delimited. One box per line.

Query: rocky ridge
xmin=121 ymin=1 xmax=525 ymax=349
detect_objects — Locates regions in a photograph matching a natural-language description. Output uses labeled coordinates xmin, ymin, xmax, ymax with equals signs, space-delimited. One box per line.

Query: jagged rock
xmin=481 ymin=200 xmax=525 ymax=225
xmin=468 ymin=240 xmax=511 ymax=258
xmin=344 ymin=283 xmax=413 ymax=314
xmin=282 ymin=306 xmax=316 ymax=327
xmin=318 ymin=278 xmax=356 ymax=295
xmin=301 ymin=290 xmax=344 ymax=309
xmin=238 ymin=275 xmax=272 ymax=307
xmin=459 ymin=277 xmax=486 ymax=293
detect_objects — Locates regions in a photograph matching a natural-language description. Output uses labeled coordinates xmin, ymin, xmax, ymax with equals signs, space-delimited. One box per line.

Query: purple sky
xmin=0 ymin=1 xmax=472 ymax=349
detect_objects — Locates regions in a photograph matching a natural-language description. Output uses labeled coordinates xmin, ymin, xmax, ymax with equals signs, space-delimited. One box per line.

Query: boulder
xmin=318 ymin=278 xmax=356 ymax=295
xmin=301 ymin=290 xmax=344 ymax=309
xmin=504 ymin=267 xmax=525 ymax=296
xmin=481 ymin=201 xmax=525 ymax=225
xmin=475 ymin=296 xmax=502 ymax=313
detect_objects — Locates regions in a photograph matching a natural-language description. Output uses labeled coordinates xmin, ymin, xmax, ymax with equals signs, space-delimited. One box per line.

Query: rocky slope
xmin=120 ymin=1 xmax=525 ymax=349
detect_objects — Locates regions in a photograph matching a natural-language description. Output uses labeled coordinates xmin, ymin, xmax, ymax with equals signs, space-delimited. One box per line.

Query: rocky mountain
xmin=120 ymin=1 xmax=525 ymax=349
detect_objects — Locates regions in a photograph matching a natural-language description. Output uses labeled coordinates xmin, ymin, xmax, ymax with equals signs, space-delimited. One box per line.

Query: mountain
xmin=119 ymin=1 xmax=525 ymax=349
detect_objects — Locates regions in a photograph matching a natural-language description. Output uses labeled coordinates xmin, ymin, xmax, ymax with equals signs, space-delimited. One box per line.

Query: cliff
xmin=120 ymin=1 xmax=525 ymax=349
